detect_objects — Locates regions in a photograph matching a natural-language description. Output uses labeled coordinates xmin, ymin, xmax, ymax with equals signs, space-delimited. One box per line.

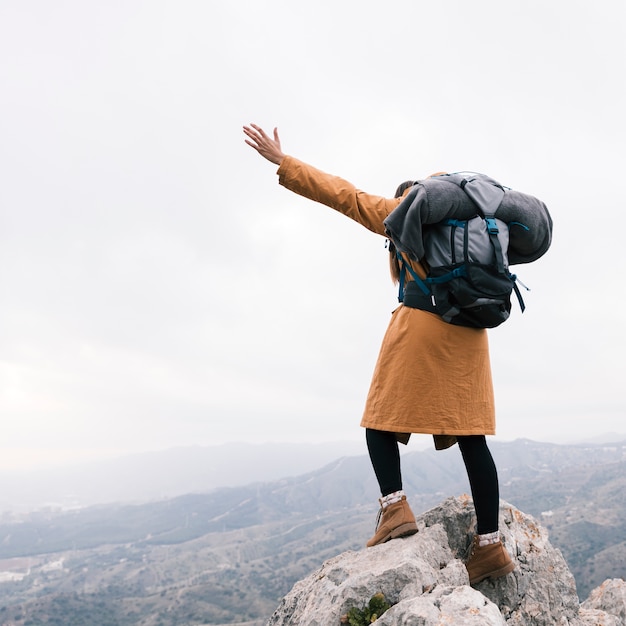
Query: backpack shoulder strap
xmin=483 ymin=216 xmax=506 ymax=273
xmin=396 ymin=251 xmax=430 ymax=302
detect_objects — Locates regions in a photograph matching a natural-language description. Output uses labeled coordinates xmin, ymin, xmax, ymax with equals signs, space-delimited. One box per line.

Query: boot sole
xmin=380 ymin=522 xmax=418 ymax=544
xmin=470 ymin=560 xmax=516 ymax=585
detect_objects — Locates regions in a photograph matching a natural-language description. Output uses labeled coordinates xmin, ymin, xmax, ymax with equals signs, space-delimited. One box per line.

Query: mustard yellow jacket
xmin=277 ymin=157 xmax=495 ymax=446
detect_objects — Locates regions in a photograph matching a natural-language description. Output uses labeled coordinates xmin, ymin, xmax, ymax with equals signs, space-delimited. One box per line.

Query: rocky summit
xmin=266 ymin=496 xmax=626 ymax=626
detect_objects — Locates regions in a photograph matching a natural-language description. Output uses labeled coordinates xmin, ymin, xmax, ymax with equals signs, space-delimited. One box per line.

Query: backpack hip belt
xmin=401 ymin=280 xmax=438 ymax=314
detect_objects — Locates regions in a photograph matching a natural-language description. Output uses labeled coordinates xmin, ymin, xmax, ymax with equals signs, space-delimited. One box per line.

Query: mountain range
xmin=0 ymin=438 xmax=624 ymax=625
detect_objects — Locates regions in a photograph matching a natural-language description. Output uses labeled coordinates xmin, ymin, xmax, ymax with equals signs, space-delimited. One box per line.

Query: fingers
xmin=245 ymin=123 xmax=266 ymax=141
xmin=244 ymin=123 xmax=275 ymax=151
xmin=243 ymin=124 xmax=265 ymax=147
xmin=243 ymin=123 xmax=284 ymax=165
xmin=243 ymin=124 xmax=259 ymax=141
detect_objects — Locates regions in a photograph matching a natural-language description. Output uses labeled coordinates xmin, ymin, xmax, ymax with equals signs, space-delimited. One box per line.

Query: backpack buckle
xmin=484 ymin=217 xmax=499 ymax=235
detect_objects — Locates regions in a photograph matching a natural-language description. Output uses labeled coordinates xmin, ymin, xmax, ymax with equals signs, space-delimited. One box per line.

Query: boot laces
xmin=466 ymin=536 xmax=479 ymax=560
xmin=373 ymin=507 xmax=383 ymax=531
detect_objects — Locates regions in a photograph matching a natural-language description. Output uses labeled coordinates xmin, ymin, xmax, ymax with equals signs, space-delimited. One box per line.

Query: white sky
xmin=1 ymin=0 xmax=625 ymax=470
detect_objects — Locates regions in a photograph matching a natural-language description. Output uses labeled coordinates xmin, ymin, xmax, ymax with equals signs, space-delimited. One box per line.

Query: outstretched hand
xmin=243 ymin=124 xmax=285 ymax=165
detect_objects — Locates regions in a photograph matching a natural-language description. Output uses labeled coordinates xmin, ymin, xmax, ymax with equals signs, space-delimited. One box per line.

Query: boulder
xmin=266 ymin=496 xmax=625 ymax=625
xmin=580 ymin=578 xmax=626 ymax=625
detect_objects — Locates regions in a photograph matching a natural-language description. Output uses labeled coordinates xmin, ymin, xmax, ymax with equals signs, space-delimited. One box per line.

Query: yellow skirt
xmin=360 ymin=305 xmax=495 ymax=437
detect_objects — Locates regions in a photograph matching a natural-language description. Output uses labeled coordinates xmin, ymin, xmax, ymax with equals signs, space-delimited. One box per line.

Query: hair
xmin=388 ymin=180 xmax=415 ymax=283
xmin=394 ymin=180 xmax=415 ymax=198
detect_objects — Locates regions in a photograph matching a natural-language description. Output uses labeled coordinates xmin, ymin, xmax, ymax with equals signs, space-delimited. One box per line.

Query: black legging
xmin=366 ymin=428 xmax=499 ymax=534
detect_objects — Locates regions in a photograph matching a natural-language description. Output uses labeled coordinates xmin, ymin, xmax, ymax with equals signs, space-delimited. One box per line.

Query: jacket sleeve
xmin=277 ymin=156 xmax=400 ymax=237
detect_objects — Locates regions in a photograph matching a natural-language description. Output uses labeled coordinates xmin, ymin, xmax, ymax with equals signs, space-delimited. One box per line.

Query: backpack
xmin=396 ymin=172 xmax=527 ymax=329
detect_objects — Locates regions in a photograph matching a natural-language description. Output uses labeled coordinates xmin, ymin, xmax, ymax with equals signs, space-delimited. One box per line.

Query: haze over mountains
xmin=1 ymin=435 xmax=625 ymax=514
xmin=0 ymin=441 xmax=370 ymax=514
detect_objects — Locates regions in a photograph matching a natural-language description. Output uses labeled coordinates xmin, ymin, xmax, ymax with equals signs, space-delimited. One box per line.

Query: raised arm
xmin=243 ymin=123 xmax=401 ymax=236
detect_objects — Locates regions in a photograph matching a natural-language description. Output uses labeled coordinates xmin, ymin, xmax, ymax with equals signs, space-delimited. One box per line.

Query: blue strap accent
xmin=404 ymin=263 xmax=431 ymax=295
xmin=427 ymin=266 xmax=466 ymax=284
xmin=511 ymin=276 xmax=526 ymax=313
xmin=443 ymin=218 xmax=467 ymax=228
xmin=483 ymin=214 xmax=506 ymax=273
xmin=509 ymin=221 xmax=530 ymax=231
xmin=396 ymin=251 xmax=430 ymax=300
xmin=398 ymin=257 xmax=406 ymax=302
xmin=484 ymin=216 xmax=499 ymax=235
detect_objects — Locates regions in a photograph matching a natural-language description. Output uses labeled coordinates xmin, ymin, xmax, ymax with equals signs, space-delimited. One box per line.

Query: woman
xmin=243 ymin=123 xmax=515 ymax=585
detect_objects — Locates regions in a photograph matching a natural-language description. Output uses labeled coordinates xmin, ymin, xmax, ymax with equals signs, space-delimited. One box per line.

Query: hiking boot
xmin=465 ymin=535 xmax=515 ymax=584
xmin=366 ymin=496 xmax=418 ymax=547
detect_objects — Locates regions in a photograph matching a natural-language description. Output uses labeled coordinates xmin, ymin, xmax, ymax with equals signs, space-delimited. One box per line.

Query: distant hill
xmin=0 ymin=439 xmax=625 ymax=625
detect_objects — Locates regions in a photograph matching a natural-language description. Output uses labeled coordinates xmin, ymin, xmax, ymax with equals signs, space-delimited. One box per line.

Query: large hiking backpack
xmin=395 ymin=172 xmax=528 ymax=329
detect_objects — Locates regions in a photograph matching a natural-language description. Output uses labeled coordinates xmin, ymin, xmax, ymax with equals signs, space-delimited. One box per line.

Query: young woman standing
xmin=243 ymin=123 xmax=515 ymax=584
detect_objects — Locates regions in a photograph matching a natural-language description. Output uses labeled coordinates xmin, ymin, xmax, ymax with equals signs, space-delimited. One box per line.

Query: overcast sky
xmin=1 ymin=1 xmax=624 ymax=471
